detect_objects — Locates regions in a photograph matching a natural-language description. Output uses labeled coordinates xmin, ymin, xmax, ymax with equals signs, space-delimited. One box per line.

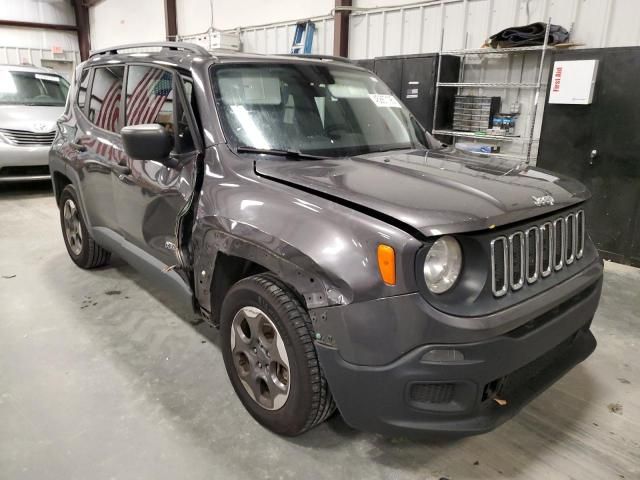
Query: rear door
xmin=112 ymin=64 xmax=199 ymax=267
xmin=72 ymin=65 xmax=126 ymax=232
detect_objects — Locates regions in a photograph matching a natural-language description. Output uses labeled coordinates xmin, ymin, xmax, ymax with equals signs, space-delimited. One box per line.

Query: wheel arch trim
xmin=193 ymin=219 xmax=352 ymax=324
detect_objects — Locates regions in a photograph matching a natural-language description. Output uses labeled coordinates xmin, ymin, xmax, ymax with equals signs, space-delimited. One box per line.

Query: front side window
xmin=0 ymin=70 xmax=69 ymax=106
xmin=125 ymin=66 xmax=174 ymax=130
xmin=126 ymin=66 xmax=196 ymax=153
xmin=88 ymin=66 xmax=124 ymax=132
xmin=211 ymin=63 xmax=426 ymax=157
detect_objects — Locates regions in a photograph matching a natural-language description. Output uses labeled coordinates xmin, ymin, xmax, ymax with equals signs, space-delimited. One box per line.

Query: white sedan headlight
xmin=423 ymin=236 xmax=462 ymax=294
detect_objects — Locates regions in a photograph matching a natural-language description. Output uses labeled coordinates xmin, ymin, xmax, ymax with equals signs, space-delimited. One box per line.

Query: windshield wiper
xmin=367 ymin=145 xmax=416 ymax=154
xmin=236 ymin=146 xmax=326 ymax=160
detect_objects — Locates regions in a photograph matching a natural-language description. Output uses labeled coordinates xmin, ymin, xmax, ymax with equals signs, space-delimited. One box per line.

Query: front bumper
xmin=315 ymin=264 xmax=602 ymax=437
xmin=0 ymin=142 xmax=51 ymax=182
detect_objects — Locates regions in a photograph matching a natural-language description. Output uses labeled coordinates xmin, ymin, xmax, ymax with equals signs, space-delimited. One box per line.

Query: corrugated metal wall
xmin=348 ymin=0 xmax=640 ymax=58
xmin=0 ymin=46 xmax=80 ymax=69
xmin=239 ymin=16 xmax=335 ymax=55
xmin=344 ymin=0 xmax=640 ymax=162
xmin=0 ymin=0 xmax=80 ymax=71
xmin=233 ymin=0 xmax=639 ymax=162
xmin=235 ymin=0 xmax=640 ymax=58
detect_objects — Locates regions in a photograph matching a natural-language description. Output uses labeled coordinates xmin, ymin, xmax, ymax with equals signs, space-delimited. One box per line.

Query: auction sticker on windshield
xmin=368 ymin=94 xmax=401 ymax=108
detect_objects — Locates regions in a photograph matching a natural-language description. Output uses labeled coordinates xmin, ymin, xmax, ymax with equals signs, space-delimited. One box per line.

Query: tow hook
xmin=494 ymin=397 xmax=508 ymax=407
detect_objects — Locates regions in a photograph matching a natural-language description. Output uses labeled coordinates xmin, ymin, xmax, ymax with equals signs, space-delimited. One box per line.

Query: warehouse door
xmin=537 ymin=47 xmax=640 ymax=266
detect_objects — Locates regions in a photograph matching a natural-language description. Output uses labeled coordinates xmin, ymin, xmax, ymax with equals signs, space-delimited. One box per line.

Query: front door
xmin=113 ymin=65 xmax=199 ymax=267
xmin=537 ymin=47 xmax=640 ymax=266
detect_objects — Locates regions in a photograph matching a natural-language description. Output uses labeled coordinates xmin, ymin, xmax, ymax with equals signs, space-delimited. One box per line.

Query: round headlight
xmin=423 ymin=236 xmax=462 ymax=294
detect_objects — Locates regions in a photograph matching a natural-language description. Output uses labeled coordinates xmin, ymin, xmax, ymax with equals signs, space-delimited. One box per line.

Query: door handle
xmin=69 ymin=141 xmax=87 ymax=152
xmin=589 ymin=149 xmax=598 ymax=166
xmin=111 ymin=164 xmax=131 ymax=176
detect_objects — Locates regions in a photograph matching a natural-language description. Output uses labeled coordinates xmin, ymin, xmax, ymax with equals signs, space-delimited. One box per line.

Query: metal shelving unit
xmin=437 ymin=82 xmax=539 ymax=89
xmin=432 ymin=21 xmax=554 ymax=164
xmin=441 ymin=45 xmax=552 ymax=55
xmin=432 ymin=129 xmax=531 ymax=142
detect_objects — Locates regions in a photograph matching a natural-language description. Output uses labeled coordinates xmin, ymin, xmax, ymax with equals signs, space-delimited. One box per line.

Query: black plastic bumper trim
xmin=316 ymin=278 xmax=601 ymax=437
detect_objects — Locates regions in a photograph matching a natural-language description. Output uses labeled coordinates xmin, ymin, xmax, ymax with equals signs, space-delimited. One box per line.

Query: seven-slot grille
xmin=0 ymin=128 xmax=56 ymax=146
xmin=490 ymin=210 xmax=585 ymax=297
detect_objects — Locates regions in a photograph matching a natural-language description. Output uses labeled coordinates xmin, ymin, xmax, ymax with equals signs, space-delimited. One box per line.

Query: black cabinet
xmin=396 ymin=54 xmax=459 ymax=132
xmin=354 ymin=53 xmax=460 ymax=132
xmin=352 ymin=58 xmax=374 ymax=72
xmin=373 ymin=57 xmax=404 ymax=99
xmin=537 ymin=47 xmax=640 ymax=266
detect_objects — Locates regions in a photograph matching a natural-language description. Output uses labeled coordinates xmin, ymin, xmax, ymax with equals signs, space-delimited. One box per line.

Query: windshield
xmin=0 ymin=70 xmax=69 ymax=106
xmin=211 ymin=63 xmax=427 ymax=157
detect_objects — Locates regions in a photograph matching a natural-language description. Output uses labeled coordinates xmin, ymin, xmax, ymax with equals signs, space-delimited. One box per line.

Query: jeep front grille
xmin=490 ymin=210 xmax=585 ymax=297
xmin=0 ymin=128 xmax=56 ymax=146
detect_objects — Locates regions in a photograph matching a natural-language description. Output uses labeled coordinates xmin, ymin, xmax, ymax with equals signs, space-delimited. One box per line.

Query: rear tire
xmin=220 ymin=273 xmax=335 ymax=436
xmin=59 ymin=184 xmax=110 ymax=269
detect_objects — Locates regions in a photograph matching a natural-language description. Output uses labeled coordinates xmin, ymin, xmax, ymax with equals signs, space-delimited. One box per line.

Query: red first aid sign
xmin=553 ymin=66 xmax=563 ymax=92
xmin=548 ymin=60 xmax=598 ymax=105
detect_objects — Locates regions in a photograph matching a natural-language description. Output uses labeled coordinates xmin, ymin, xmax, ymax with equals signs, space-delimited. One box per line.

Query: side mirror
xmin=121 ymin=124 xmax=173 ymax=161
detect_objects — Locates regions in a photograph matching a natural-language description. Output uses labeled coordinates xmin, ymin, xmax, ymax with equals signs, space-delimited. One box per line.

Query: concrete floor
xmin=0 ymin=183 xmax=638 ymax=480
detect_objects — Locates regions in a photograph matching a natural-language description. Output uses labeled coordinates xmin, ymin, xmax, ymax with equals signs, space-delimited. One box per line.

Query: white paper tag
xmin=368 ymin=94 xmax=401 ymax=108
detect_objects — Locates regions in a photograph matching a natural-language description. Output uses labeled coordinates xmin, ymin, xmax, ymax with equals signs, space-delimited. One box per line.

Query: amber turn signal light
xmin=377 ymin=244 xmax=396 ymax=285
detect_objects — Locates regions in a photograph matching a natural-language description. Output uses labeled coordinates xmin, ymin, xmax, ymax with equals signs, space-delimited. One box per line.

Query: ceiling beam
xmin=0 ymin=19 xmax=77 ymax=31
xmin=72 ymin=0 xmax=91 ymax=61
xmin=333 ymin=0 xmax=351 ymax=58
xmin=164 ymin=0 xmax=177 ymax=41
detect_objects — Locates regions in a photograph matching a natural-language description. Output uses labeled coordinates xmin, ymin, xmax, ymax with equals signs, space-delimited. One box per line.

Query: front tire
xmin=59 ymin=185 xmax=110 ymax=269
xmin=220 ymin=273 xmax=335 ymax=436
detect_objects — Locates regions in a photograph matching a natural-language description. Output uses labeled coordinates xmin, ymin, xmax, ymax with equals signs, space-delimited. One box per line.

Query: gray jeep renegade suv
xmin=50 ymin=42 xmax=603 ymax=437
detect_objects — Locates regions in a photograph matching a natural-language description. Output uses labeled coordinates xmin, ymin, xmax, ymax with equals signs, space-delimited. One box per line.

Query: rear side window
xmin=125 ymin=66 xmax=174 ymax=129
xmin=77 ymin=69 xmax=90 ymax=108
xmin=88 ymin=66 xmax=125 ymax=132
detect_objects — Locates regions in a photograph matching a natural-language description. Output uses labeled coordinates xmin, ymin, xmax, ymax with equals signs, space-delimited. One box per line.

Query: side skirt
xmin=92 ymin=227 xmax=194 ymax=309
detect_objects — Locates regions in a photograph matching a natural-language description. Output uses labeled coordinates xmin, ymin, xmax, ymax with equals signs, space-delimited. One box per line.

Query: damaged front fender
xmin=193 ymin=217 xmax=351 ymax=316
xmin=191 ymin=145 xmax=422 ymax=322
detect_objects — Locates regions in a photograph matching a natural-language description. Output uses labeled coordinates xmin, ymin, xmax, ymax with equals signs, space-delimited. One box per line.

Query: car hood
xmin=254 ymin=148 xmax=590 ymax=237
xmin=0 ymin=105 xmax=63 ymax=132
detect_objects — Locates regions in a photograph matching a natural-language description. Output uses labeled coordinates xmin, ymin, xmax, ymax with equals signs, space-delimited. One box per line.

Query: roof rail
xmin=89 ymin=42 xmax=210 ymax=58
xmin=286 ymin=54 xmax=353 ymax=64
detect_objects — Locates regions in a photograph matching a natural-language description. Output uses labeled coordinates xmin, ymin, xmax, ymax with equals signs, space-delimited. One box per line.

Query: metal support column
xmin=165 ymin=0 xmax=178 ymax=41
xmin=72 ymin=0 xmax=91 ymax=61
xmin=333 ymin=0 xmax=351 ymax=58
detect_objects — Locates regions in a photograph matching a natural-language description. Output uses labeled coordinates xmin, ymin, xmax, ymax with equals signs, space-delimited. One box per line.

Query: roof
xmin=85 ymin=41 xmax=360 ymax=72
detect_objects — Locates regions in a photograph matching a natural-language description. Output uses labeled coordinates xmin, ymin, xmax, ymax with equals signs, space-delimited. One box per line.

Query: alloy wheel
xmin=230 ymin=306 xmax=291 ymax=410
xmin=63 ymin=199 xmax=83 ymax=256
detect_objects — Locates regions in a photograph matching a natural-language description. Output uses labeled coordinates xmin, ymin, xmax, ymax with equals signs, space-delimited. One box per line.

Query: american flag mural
xmin=86 ymin=67 xmax=124 ymax=157
xmin=126 ymin=67 xmax=173 ymax=126
xmin=88 ymin=67 xmax=123 ymax=133
xmin=93 ymin=77 xmax=121 ymax=133
xmin=85 ymin=66 xmax=173 ymax=162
